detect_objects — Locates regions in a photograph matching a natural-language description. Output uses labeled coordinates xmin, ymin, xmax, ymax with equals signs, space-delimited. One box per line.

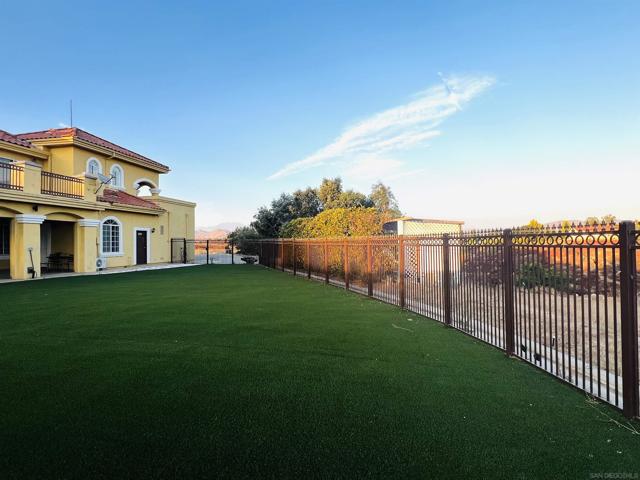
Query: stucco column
xmin=74 ymin=219 xmax=100 ymax=273
xmin=10 ymin=214 xmax=46 ymax=280
xmin=14 ymin=161 xmax=42 ymax=195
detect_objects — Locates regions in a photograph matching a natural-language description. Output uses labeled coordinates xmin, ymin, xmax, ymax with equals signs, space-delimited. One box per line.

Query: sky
xmin=1 ymin=0 xmax=638 ymax=228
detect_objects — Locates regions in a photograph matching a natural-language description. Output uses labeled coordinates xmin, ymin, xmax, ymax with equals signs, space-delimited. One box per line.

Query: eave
xmin=97 ymin=200 xmax=164 ymax=216
xmin=0 ymin=190 xmax=105 ymax=211
xmin=27 ymin=137 xmax=170 ymax=174
xmin=0 ymin=141 xmax=49 ymax=160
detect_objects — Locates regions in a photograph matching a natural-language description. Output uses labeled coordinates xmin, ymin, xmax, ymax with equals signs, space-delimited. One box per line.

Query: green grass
xmin=0 ymin=265 xmax=638 ymax=479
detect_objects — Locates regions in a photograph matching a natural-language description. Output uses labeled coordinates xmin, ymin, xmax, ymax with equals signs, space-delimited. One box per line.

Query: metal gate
xmin=171 ymin=239 xmax=236 ymax=264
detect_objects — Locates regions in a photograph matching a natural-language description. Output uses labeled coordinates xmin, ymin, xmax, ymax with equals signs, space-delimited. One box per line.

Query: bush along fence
xmin=248 ymin=221 xmax=640 ymax=419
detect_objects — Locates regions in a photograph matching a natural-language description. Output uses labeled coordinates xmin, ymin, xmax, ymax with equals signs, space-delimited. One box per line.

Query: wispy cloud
xmin=268 ymin=74 xmax=495 ymax=180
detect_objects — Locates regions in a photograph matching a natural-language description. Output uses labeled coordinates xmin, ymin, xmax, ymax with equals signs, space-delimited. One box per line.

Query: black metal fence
xmin=169 ymin=238 xmax=263 ymax=265
xmin=249 ymin=222 xmax=640 ymax=419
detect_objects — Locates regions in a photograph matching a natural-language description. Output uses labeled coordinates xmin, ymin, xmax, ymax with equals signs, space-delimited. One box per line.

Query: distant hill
xmin=195 ymin=222 xmax=244 ymax=240
xmin=195 ymin=229 xmax=229 ymax=240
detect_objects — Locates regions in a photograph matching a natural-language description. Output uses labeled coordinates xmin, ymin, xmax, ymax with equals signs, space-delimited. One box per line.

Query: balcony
xmin=0 ymin=162 xmax=24 ymax=191
xmin=0 ymin=161 xmax=96 ymax=204
xmin=41 ymin=171 xmax=84 ymax=199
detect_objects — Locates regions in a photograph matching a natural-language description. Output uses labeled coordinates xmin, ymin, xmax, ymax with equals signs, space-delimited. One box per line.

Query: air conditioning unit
xmin=96 ymin=257 xmax=107 ymax=270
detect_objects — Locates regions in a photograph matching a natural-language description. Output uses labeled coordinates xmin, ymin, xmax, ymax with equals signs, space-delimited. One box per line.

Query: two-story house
xmin=0 ymin=127 xmax=195 ymax=280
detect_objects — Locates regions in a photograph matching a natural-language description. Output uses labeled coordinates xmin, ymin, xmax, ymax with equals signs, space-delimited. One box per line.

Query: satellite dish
xmin=98 ymin=173 xmax=112 ymax=184
xmin=94 ymin=173 xmax=114 ymax=194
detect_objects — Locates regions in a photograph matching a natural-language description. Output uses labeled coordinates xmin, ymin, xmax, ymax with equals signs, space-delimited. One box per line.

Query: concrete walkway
xmin=0 ymin=263 xmax=198 ymax=284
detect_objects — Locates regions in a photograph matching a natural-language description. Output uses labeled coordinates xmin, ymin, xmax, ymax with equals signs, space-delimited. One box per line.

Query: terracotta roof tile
xmin=0 ymin=129 xmax=34 ymax=148
xmin=98 ymin=188 xmax=164 ymax=211
xmin=17 ymin=128 xmax=169 ymax=172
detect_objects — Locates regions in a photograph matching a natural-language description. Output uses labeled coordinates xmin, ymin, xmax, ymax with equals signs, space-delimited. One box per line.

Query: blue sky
xmin=1 ymin=1 xmax=638 ymax=227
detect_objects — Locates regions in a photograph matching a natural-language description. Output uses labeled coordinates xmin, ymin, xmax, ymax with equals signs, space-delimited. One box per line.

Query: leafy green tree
xmin=369 ymin=182 xmax=401 ymax=218
xmin=334 ymin=190 xmax=372 ymax=209
xmin=318 ymin=177 xmax=343 ymax=209
xmin=251 ymin=178 xmax=401 ymax=238
xmin=291 ymin=188 xmax=321 ymax=218
xmin=279 ymin=217 xmax=312 ymax=238
xmin=251 ymin=194 xmax=296 ymax=237
xmin=251 ymin=206 xmax=280 ymax=237
xmin=228 ymin=226 xmax=261 ymax=254
xmin=304 ymin=208 xmax=384 ymax=237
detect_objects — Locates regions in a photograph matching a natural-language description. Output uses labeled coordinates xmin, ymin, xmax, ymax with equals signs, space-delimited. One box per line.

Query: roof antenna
xmin=69 ymin=100 xmax=73 ymax=127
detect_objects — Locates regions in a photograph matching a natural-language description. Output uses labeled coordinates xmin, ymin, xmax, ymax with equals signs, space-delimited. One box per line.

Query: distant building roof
xmin=17 ymin=127 xmax=169 ymax=173
xmin=385 ymin=217 xmax=465 ymax=225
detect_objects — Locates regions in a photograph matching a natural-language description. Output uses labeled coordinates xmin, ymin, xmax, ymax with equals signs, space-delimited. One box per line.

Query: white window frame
xmin=100 ymin=216 xmax=123 ymax=257
xmin=110 ymin=164 xmax=125 ymax=189
xmin=87 ymin=157 xmax=103 ymax=176
xmin=133 ymin=227 xmax=152 ymax=265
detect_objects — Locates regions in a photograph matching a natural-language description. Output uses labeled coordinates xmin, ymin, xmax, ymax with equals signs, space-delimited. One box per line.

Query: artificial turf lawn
xmin=0 ymin=265 xmax=638 ymax=479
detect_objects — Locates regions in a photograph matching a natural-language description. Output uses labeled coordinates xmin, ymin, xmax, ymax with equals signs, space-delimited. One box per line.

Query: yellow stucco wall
xmin=0 ymin=146 xmax=39 ymax=164
xmin=70 ymin=148 xmax=160 ymax=196
xmin=43 ymin=146 xmax=75 ymax=174
xmin=96 ymin=210 xmax=165 ymax=268
xmin=147 ymin=196 xmax=196 ymax=239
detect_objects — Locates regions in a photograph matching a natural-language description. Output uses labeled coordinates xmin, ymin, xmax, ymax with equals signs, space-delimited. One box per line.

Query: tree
xmin=251 ymin=177 xmax=402 ymax=238
xmin=228 ymin=226 xmax=261 ymax=254
xmin=526 ymin=219 xmax=544 ymax=229
xmin=601 ymin=214 xmax=617 ymax=225
xmin=369 ymin=182 xmax=401 ymax=218
xmin=585 ymin=216 xmax=600 ymax=226
xmin=304 ymin=208 xmax=385 ymax=238
xmin=334 ymin=190 xmax=373 ymax=209
xmin=318 ymin=177 xmax=343 ymax=209
xmin=279 ymin=217 xmax=312 ymax=238
xmin=251 ymin=206 xmax=280 ymax=238
xmin=560 ymin=220 xmax=573 ymax=231
xmin=251 ymin=193 xmax=296 ymax=237
xmin=291 ymin=188 xmax=321 ymax=218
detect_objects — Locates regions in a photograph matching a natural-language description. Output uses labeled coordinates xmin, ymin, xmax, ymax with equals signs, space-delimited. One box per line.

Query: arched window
xmin=110 ymin=165 xmax=124 ymax=188
xmin=87 ymin=158 xmax=102 ymax=176
xmin=101 ymin=217 xmax=122 ymax=255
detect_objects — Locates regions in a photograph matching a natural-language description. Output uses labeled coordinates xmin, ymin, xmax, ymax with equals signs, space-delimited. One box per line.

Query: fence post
xmin=280 ymin=240 xmax=285 ymax=272
xmin=367 ymin=237 xmax=373 ymax=297
xmin=619 ymin=221 xmax=639 ymax=419
xmin=183 ymin=238 xmax=187 ymax=264
xmin=442 ymin=233 xmax=452 ymax=325
xmin=206 ymin=239 xmax=210 ymax=265
xmin=399 ymin=236 xmax=405 ymax=309
xmin=324 ymin=238 xmax=329 ymax=284
xmin=292 ymin=238 xmax=297 ymax=276
xmin=259 ymin=241 xmax=263 ymax=266
xmin=344 ymin=238 xmax=350 ymax=290
xmin=231 ymin=240 xmax=235 ymax=265
xmin=502 ymin=229 xmax=515 ymax=355
xmin=306 ymin=240 xmax=311 ymax=279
